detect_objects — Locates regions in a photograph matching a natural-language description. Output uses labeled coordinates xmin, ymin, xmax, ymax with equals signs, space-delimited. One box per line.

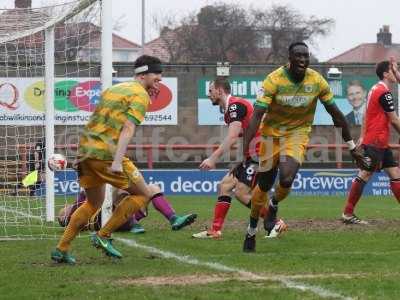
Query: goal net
xmin=0 ymin=0 xmax=104 ymax=240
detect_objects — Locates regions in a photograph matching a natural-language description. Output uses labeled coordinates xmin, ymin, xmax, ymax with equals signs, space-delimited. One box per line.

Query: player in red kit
xmin=342 ymin=59 xmax=400 ymax=224
xmin=192 ymin=77 xmax=281 ymax=239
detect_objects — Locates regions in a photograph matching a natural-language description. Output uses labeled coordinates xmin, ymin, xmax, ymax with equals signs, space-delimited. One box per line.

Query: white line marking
xmin=0 ymin=206 xmax=42 ymax=220
xmin=117 ymin=238 xmax=353 ymax=300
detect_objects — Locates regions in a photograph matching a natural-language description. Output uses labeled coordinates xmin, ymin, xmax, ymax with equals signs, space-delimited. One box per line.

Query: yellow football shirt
xmin=256 ymin=66 xmax=334 ymax=137
xmin=79 ymin=81 xmax=150 ymax=160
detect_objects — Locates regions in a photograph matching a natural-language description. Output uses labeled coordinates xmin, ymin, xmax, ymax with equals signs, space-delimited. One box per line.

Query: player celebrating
xmin=342 ymin=59 xmax=400 ymax=223
xmin=58 ymin=185 xmax=197 ymax=232
xmin=242 ymin=42 xmax=368 ymax=252
xmin=192 ymin=77 xmax=270 ymax=239
xmin=51 ymin=55 xmax=167 ymax=264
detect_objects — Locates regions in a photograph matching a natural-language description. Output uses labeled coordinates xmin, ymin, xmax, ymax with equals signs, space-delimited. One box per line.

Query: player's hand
xmin=390 ymin=56 xmax=398 ymax=72
xmin=199 ymin=158 xmax=216 ymax=170
xmin=350 ymin=146 xmax=371 ymax=170
xmin=110 ymin=161 xmax=123 ymax=173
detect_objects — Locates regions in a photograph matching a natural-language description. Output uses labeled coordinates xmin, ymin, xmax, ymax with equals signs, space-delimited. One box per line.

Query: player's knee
xmin=257 ymin=170 xmax=276 ymax=192
xmin=148 ymin=183 xmax=162 ymax=195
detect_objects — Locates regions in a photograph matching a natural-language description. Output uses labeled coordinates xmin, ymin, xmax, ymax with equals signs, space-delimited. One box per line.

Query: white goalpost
xmin=0 ymin=0 xmax=113 ymax=240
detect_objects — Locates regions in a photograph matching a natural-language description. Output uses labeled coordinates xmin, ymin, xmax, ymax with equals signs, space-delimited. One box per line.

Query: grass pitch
xmin=1 ymin=195 xmax=400 ymax=299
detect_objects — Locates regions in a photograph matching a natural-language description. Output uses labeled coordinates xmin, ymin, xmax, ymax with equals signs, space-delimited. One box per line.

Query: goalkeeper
xmin=51 ymin=55 xmax=170 ymax=264
xmin=58 ymin=185 xmax=197 ymax=233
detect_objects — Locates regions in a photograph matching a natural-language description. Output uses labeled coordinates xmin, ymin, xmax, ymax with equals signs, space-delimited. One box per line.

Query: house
xmin=0 ymin=0 xmax=141 ymax=63
xmin=327 ymin=25 xmax=400 ymax=63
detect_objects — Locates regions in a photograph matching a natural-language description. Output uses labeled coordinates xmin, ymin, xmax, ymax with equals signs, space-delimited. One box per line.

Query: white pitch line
xmin=0 ymin=206 xmax=42 ymax=220
xmin=117 ymin=237 xmax=353 ymax=300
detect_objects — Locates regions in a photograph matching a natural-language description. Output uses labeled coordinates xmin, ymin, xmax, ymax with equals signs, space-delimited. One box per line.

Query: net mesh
xmin=0 ymin=0 xmax=101 ymax=240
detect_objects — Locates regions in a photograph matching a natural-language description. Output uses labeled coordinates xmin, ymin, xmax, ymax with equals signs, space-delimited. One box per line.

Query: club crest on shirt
xmin=304 ymin=85 xmax=313 ymax=93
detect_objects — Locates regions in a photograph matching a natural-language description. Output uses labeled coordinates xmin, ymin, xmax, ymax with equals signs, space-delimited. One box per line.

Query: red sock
xmin=211 ymin=196 xmax=231 ymax=231
xmin=390 ymin=179 xmax=400 ymax=202
xmin=344 ymin=177 xmax=366 ymax=215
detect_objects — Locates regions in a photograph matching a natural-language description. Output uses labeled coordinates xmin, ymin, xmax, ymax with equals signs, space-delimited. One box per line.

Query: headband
xmin=134 ymin=63 xmax=163 ymax=74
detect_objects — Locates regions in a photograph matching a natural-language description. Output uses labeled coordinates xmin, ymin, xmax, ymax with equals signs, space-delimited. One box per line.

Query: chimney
xmin=15 ymin=0 xmax=32 ymax=8
xmin=377 ymin=25 xmax=392 ymax=46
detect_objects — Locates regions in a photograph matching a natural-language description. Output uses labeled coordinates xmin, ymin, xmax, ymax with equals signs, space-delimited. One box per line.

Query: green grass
xmin=1 ymin=195 xmax=400 ymax=299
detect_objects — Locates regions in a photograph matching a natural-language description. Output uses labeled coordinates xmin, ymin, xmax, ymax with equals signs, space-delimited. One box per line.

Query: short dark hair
xmin=376 ymin=61 xmax=390 ymax=80
xmin=213 ymin=77 xmax=231 ymax=93
xmin=288 ymin=42 xmax=308 ymax=53
xmin=134 ymin=55 xmax=162 ymax=74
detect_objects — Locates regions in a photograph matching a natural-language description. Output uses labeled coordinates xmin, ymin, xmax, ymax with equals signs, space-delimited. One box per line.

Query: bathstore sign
xmin=0 ymin=77 xmax=177 ymax=125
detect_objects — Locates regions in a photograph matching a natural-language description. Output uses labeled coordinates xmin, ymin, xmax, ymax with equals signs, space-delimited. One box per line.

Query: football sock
xmin=390 ymin=178 xmax=400 ymax=202
xmin=344 ymin=176 xmax=366 ymax=215
xmin=98 ymin=195 xmax=146 ymax=238
xmin=57 ymin=201 xmax=98 ymax=252
xmin=211 ymin=195 xmax=231 ymax=231
xmin=274 ymin=183 xmax=291 ymax=202
xmin=150 ymin=193 xmax=176 ymax=223
xmin=134 ymin=209 xmax=147 ymax=222
xmin=250 ymin=185 xmax=268 ymax=220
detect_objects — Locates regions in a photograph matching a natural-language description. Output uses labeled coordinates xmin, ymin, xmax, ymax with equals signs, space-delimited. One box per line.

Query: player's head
xmin=376 ymin=60 xmax=396 ymax=83
xmin=346 ymin=80 xmax=366 ymax=109
xmin=208 ymin=77 xmax=231 ymax=106
xmin=288 ymin=42 xmax=310 ymax=81
xmin=134 ymin=55 xmax=163 ymax=90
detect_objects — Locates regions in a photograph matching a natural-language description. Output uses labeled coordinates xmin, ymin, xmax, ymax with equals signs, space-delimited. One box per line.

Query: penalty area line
xmin=117 ymin=237 xmax=353 ymax=300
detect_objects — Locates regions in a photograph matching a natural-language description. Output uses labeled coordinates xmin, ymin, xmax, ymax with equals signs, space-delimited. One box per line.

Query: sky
xmin=1 ymin=0 xmax=400 ymax=62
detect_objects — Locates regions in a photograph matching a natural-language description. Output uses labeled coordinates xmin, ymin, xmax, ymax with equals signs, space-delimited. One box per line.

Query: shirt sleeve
xmin=379 ymin=91 xmax=395 ymax=112
xmin=318 ymin=75 xmax=334 ymax=105
xmin=226 ymin=103 xmax=247 ymax=124
xmin=126 ymin=92 xmax=150 ymax=125
xmin=255 ymin=75 xmax=276 ymax=109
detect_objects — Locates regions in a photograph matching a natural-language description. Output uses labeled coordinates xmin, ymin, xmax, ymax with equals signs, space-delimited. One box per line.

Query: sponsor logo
xmin=69 ymin=80 xmax=101 ymax=112
xmin=278 ymin=95 xmax=312 ymax=107
xmin=0 ymin=82 xmax=19 ymax=110
xmin=148 ymin=82 xmax=173 ymax=112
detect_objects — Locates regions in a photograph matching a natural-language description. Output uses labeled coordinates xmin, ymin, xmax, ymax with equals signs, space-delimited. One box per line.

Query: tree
xmin=152 ymin=3 xmax=334 ymax=63
xmin=253 ymin=5 xmax=334 ymax=63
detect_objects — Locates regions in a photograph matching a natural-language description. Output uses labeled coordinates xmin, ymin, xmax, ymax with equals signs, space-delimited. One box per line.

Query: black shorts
xmin=361 ymin=144 xmax=398 ymax=172
xmin=233 ymin=158 xmax=258 ymax=187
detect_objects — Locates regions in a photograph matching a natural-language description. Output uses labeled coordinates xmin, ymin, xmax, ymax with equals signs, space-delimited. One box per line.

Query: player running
xmin=58 ymin=185 xmax=197 ymax=233
xmin=51 ymin=55 xmax=168 ymax=264
xmin=242 ymin=42 xmax=368 ymax=252
xmin=192 ymin=77 xmax=273 ymax=239
xmin=342 ymin=59 xmax=400 ymax=224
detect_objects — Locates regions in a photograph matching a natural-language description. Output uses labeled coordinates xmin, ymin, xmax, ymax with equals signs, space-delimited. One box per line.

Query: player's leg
xmin=263 ymin=156 xmax=298 ymax=235
xmin=342 ymin=144 xmax=381 ymax=224
xmin=243 ymin=136 xmax=279 ymax=252
xmin=383 ymin=149 xmax=400 ymax=202
xmin=342 ymin=170 xmax=372 ymax=224
xmin=148 ymin=184 xmax=197 ymax=230
xmin=234 ymin=181 xmax=267 ymax=217
xmin=192 ymin=172 xmax=236 ymax=239
xmin=52 ymin=185 xmax=105 ymax=264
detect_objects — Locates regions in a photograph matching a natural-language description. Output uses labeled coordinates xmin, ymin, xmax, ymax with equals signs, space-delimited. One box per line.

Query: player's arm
xmin=200 ymin=103 xmax=247 ymax=170
xmin=242 ymin=106 xmax=265 ymax=158
xmin=199 ymin=121 xmax=242 ymax=170
xmin=378 ymin=90 xmax=400 ymax=133
xmin=111 ymin=119 xmax=136 ymax=172
xmin=242 ymin=77 xmax=273 ymax=158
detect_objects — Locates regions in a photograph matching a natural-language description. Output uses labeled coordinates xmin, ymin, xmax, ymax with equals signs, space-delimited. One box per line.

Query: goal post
xmin=0 ymin=0 xmax=108 ymax=239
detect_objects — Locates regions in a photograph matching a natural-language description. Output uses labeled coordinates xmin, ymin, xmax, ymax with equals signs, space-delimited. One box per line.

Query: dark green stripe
xmin=90 ymin=114 xmax=123 ymax=131
xmin=129 ymin=102 xmax=146 ymax=117
xmin=254 ymin=101 xmax=269 ymax=109
xmin=127 ymin=114 xmax=142 ymax=125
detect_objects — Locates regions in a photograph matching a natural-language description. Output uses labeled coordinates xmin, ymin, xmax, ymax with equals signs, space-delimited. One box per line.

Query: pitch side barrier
xmin=33 ymin=168 xmax=394 ymax=197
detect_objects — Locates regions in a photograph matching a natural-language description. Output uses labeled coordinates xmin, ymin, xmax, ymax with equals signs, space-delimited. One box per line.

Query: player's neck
xmin=220 ymin=94 xmax=230 ymax=111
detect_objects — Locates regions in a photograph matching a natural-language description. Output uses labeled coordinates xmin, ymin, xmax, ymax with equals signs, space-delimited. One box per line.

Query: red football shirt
xmin=223 ymin=95 xmax=260 ymax=158
xmin=362 ymin=81 xmax=395 ymax=148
